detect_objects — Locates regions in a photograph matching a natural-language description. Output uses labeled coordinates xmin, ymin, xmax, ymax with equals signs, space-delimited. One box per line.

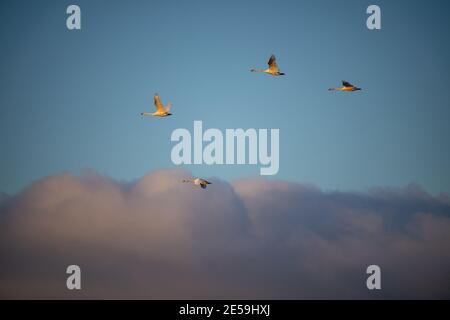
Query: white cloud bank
xmin=0 ymin=169 xmax=449 ymax=299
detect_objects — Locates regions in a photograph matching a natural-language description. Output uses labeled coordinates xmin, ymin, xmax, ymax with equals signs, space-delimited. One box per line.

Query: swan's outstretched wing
xmin=268 ymin=54 xmax=279 ymax=72
xmin=154 ymin=94 xmax=164 ymax=112
xmin=342 ymin=81 xmax=354 ymax=88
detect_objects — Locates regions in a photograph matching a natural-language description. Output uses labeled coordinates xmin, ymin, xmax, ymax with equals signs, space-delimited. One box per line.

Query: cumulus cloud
xmin=0 ymin=169 xmax=449 ymax=299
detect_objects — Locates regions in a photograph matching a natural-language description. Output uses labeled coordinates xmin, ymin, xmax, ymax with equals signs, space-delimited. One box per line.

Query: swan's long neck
xmin=251 ymin=69 xmax=266 ymax=73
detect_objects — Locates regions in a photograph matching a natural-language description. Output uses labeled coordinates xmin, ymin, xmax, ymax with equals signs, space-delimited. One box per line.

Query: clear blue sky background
xmin=1 ymin=0 xmax=449 ymax=195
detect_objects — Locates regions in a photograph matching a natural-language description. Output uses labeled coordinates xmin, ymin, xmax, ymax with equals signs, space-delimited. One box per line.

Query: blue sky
xmin=1 ymin=0 xmax=449 ymax=195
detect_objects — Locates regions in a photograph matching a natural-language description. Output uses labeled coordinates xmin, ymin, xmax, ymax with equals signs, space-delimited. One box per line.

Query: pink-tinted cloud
xmin=0 ymin=169 xmax=449 ymax=299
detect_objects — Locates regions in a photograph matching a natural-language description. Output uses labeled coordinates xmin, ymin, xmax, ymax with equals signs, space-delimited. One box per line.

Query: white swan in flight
xmin=141 ymin=94 xmax=172 ymax=117
xmin=251 ymin=54 xmax=285 ymax=76
xmin=328 ymin=81 xmax=362 ymax=92
xmin=182 ymin=178 xmax=212 ymax=189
